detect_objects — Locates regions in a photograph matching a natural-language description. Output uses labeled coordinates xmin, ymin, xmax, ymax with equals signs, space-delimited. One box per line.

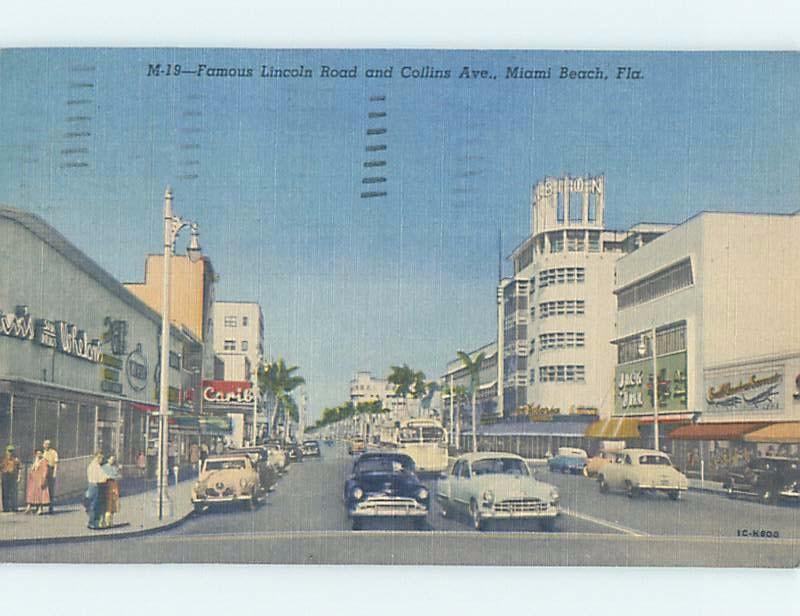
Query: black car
xmin=285 ymin=442 xmax=304 ymax=463
xmin=723 ymin=456 xmax=800 ymax=504
xmin=301 ymin=439 xmax=321 ymax=457
xmin=344 ymin=452 xmax=430 ymax=530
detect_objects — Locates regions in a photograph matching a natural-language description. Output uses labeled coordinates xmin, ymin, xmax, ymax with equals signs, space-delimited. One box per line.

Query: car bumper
xmin=192 ymin=494 xmax=253 ymax=504
xmin=638 ymin=484 xmax=687 ymax=491
xmin=778 ymin=489 xmax=800 ymax=499
xmin=350 ymin=498 xmax=428 ymax=518
xmin=483 ymin=505 xmax=560 ymax=520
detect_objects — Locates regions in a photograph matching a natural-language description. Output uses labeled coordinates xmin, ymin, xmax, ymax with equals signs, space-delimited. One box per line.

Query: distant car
xmin=436 ymin=452 xmax=560 ymax=531
xmin=722 ymin=457 xmax=800 ymax=504
xmin=344 ymin=451 xmax=430 ymax=530
xmin=583 ymin=450 xmax=621 ymax=477
xmin=348 ymin=438 xmax=367 ymax=455
xmin=286 ymin=442 xmax=304 ymax=462
xmin=301 ymin=439 xmax=321 ymax=457
xmin=598 ymin=448 xmax=688 ymax=500
xmin=548 ymin=447 xmax=588 ymax=474
xmin=233 ymin=446 xmax=279 ymax=491
xmin=191 ymin=454 xmax=263 ymax=512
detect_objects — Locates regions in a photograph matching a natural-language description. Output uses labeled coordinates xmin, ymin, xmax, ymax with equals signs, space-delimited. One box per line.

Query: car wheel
xmin=598 ymin=475 xmax=609 ymax=494
xmin=193 ymin=503 xmax=204 ymax=514
xmin=440 ymin=502 xmax=449 ymax=518
xmin=668 ymin=490 xmax=680 ymax=501
xmin=538 ymin=517 xmax=557 ymax=532
xmin=625 ymin=481 xmax=639 ymax=498
xmin=761 ymin=487 xmax=776 ymax=505
xmin=469 ymin=499 xmax=486 ymax=531
xmin=561 ymin=467 xmax=568 ymax=474
xmin=352 ymin=518 xmax=362 ymax=531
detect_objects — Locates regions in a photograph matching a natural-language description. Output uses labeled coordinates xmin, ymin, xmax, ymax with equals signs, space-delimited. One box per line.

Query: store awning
xmin=669 ymin=422 xmax=768 ymax=441
xmin=199 ymin=416 xmax=232 ymax=435
xmin=743 ymin=423 xmax=800 ymax=444
xmin=584 ymin=417 xmax=641 ymax=440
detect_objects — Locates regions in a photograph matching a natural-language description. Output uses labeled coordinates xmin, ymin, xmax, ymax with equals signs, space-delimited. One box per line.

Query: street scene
xmin=0 ymin=48 xmax=799 ymax=566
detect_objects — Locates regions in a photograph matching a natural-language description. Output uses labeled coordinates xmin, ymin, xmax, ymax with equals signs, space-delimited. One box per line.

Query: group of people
xmin=85 ymin=452 xmax=121 ymax=530
xmin=1 ymin=440 xmax=59 ymax=514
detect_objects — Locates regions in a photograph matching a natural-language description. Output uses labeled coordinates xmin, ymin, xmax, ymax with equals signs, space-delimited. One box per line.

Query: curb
xmin=0 ymin=509 xmax=195 ymax=549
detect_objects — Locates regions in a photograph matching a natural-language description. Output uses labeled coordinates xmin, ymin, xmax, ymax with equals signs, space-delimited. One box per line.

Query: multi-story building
xmin=441 ymin=341 xmax=498 ymax=438
xmin=349 ymin=371 xmax=416 ymax=416
xmin=502 ymin=174 xmax=670 ymax=419
xmin=612 ymin=210 xmax=800 ymax=464
xmin=212 ymin=302 xmax=265 ymax=381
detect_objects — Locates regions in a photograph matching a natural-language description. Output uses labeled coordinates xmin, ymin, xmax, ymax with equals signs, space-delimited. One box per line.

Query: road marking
xmin=560 ymin=507 xmax=648 ymax=537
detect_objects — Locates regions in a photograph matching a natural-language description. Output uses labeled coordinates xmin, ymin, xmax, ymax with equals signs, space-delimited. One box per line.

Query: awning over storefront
xmin=199 ymin=416 xmax=232 ymax=435
xmin=473 ymin=418 xmax=592 ymax=438
xmin=743 ymin=422 xmax=800 ymax=444
xmin=669 ymin=422 xmax=768 ymax=441
xmin=584 ymin=417 xmax=641 ymax=440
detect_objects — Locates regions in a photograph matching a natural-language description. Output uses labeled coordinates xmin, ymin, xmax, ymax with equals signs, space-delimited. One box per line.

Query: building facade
xmin=349 ymin=371 xmax=415 ymax=416
xmin=0 ymin=208 xmax=209 ymax=499
xmin=212 ymin=302 xmax=265 ymax=381
xmin=502 ymin=175 xmax=670 ymax=420
xmin=441 ymin=341 xmax=498 ymax=443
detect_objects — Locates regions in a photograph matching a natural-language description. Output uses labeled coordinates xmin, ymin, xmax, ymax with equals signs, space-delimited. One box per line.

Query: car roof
xmin=621 ymin=449 xmax=670 ymax=457
xmin=205 ymin=454 xmax=251 ymax=461
xmin=455 ymin=452 xmax=525 ymax=463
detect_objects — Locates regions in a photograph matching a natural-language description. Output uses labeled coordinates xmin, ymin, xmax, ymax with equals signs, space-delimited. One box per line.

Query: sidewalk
xmin=0 ymin=480 xmax=194 ymax=546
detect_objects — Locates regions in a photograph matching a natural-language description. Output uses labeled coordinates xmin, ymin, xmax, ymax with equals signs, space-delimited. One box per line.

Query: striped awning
xmin=584 ymin=417 xmax=640 ymax=440
xmin=669 ymin=422 xmax=768 ymax=441
xmin=743 ymin=422 xmax=800 ymax=444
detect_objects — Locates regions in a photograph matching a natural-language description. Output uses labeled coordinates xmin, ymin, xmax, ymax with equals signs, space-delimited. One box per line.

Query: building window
xmin=539 ymin=267 xmax=585 ymax=289
xmin=617 ymin=258 xmax=694 ymax=310
xmin=566 ymin=230 xmax=585 ymax=252
xmin=568 ymin=192 xmax=583 ymax=222
xmin=588 ymin=192 xmax=598 ymax=222
xmin=223 ymin=339 xmax=236 ymax=351
xmin=588 ymin=231 xmax=601 ymax=252
xmin=539 ymin=365 xmax=585 ymax=382
xmin=242 ymin=316 xmax=249 ymax=327
xmin=616 ymin=322 xmax=687 ymax=364
xmin=241 ymin=340 xmax=249 ymax=352
xmin=224 ymin=316 xmax=237 ymax=327
xmin=539 ymin=300 xmax=585 ymax=318
xmin=549 ymin=231 xmax=564 ymax=253
xmin=556 ymin=192 xmax=565 ymax=223
xmin=539 ymin=331 xmax=586 ymax=350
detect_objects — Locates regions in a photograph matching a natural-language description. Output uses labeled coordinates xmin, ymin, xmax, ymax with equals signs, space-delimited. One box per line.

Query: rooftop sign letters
xmin=536 ymin=175 xmax=603 ymax=199
xmin=0 ymin=305 xmax=102 ymax=364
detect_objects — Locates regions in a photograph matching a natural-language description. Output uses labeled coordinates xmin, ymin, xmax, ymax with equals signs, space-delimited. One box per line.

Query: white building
xmin=612 ymin=210 xmax=800 ymax=452
xmin=212 ymin=302 xmax=265 ymax=381
xmin=349 ymin=371 xmax=417 ymax=416
xmin=502 ymin=174 xmax=671 ymax=419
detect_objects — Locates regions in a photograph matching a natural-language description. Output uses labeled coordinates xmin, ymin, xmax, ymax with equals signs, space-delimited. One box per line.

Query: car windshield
xmin=356 ymin=457 xmax=414 ymax=474
xmin=639 ymin=455 xmax=671 ymax=465
xmin=471 ymin=458 xmax=530 ymax=476
xmin=205 ymin=459 xmax=246 ymax=471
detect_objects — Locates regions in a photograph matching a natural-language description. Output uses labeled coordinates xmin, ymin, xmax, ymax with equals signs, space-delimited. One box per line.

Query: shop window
xmin=58 ymin=402 xmax=79 ymax=459
xmin=77 ymin=404 xmax=96 ymax=457
xmin=34 ymin=399 xmax=58 ymax=455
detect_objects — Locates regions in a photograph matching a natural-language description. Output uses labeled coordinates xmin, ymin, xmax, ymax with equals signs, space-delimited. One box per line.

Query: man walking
xmin=42 ymin=439 xmax=58 ymax=513
xmin=1 ymin=445 xmax=21 ymax=512
xmin=86 ymin=452 xmax=107 ymax=529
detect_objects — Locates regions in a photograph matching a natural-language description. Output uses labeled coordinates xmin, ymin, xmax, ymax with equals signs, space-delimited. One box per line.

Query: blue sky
xmin=1 ymin=49 xmax=798 ymax=417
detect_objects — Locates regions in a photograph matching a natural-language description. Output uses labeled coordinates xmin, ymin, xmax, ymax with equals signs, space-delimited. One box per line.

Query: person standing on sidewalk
xmin=1 ymin=445 xmax=22 ymax=512
xmin=101 ymin=455 xmax=121 ymax=528
xmin=24 ymin=449 xmax=50 ymax=515
xmin=85 ymin=452 xmax=107 ymax=529
xmin=42 ymin=439 xmax=58 ymax=514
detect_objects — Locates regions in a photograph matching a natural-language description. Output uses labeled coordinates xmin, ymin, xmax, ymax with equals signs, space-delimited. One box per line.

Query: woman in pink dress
xmin=24 ymin=449 xmax=50 ymax=514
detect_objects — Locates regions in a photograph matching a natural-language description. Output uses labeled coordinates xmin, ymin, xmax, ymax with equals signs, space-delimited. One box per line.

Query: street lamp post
xmin=155 ymin=187 xmax=201 ymax=520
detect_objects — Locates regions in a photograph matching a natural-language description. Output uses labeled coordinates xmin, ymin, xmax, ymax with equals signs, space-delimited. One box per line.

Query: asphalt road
xmin=2 ymin=443 xmax=799 ymax=566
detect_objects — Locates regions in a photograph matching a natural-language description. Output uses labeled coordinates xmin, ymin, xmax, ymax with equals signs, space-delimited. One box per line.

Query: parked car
xmin=583 ymin=450 xmax=621 ymax=477
xmin=344 ymin=451 xmax=430 ymax=530
xmin=301 ymin=439 xmax=321 ymax=457
xmin=347 ymin=438 xmax=367 ymax=455
xmin=548 ymin=447 xmax=589 ymax=474
xmin=233 ymin=446 xmax=279 ymax=491
xmin=722 ymin=456 xmax=800 ymax=504
xmin=597 ymin=448 xmax=688 ymax=500
xmin=436 ymin=452 xmax=560 ymax=531
xmin=191 ymin=453 xmax=263 ymax=512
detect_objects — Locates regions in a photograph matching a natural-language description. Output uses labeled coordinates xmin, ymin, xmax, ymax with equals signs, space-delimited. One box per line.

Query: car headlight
xmin=482 ymin=490 xmax=495 ymax=505
xmin=416 ymin=487 xmax=429 ymax=501
xmin=352 ymin=486 xmax=364 ymax=500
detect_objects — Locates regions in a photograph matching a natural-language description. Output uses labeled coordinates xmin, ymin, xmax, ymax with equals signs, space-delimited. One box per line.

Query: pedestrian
xmin=24 ymin=449 xmax=50 ymax=515
xmin=101 ymin=455 xmax=121 ymax=528
xmin=136 ymin=451 xmax=147 ymax=478
xmin=1 ymin=445 xmax=22 ymax=512
xmin=42 ymin=439 xmax=58 ymax=513
xmin=85 ymin=452 xmax=107 ymax=529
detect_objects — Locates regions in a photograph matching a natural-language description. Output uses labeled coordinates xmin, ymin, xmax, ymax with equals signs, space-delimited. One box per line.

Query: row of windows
xmin=616 ymin=322 xmax=687 ymax=364
xmin=223 ymin=339 xmax=249 ymax=352
xmin=548 ymin=230 xmax=603 ymax=254
xmin=539 ymin=331 xmax=585 ymax=350
xmin=555 ymin=190 xmax=600 ymax=224
xmin=223 ymin=315 xmax=250 ymax=327
xmin=539 ymin=267 xmax=585 ymax=288
xmin=617 ymin=258 xmax=693 ymax=310
xmin=539 ymin=300 xmax=585 ymax=318
xmin=538 ymin=365 xmax=586 ymax=383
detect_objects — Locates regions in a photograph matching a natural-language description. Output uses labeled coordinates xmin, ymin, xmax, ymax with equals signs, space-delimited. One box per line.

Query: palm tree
xmin=441 ymin=381 xmax=467 ymax=448
xmin=419 ymin=381 xmax=439 ymax=416
xmin=388 ymin=364 xmax=421 ymax=416
xmin=259 ymin=358 xmax=305 ymax=440
xmin=457 ymin=350 xmax=485 ymax=453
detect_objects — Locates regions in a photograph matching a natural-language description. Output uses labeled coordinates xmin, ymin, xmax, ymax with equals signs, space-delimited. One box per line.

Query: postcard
xmin=0 ymin=48 xmax=798 ymax=567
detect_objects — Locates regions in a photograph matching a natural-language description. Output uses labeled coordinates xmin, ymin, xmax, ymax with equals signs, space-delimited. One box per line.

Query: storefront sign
xmin=615 ymin=352 xmax=688 ymax=416
xmin=515 ymin=404 xmax=560 ymax=421
xmin=125 ymin=343 xmax=148 ymax=392
xmin=103 ymin=317 xmax=128 ymax=356
xmin=706 ymin=368 xmax=783 ymax=412
xmin=0 ymin=305 xmax=102 ymax=363
xmin=202 ymin=380 xmax=254 ymax=405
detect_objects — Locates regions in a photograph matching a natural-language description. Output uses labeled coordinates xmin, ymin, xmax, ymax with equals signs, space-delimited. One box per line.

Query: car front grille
xmin=494 ymin=498 xmax=549 ymax=513
xmin=205 ymin=487 xmax=235 ymax=497
xmin=360 ymin=497 xmax=421 ymax=512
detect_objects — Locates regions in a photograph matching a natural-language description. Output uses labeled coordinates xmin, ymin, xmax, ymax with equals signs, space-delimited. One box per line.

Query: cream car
xmin=192 ymin=454 xmax=263 ymax=512
xmin=436 ymin=452 xmax=560 ymax=531
xmin=597 ymin=448 xmax=688 ymax=500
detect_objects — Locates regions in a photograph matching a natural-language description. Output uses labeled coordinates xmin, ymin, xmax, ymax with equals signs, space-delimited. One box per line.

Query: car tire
xmin=668 ymin=490 xmax=680 ymax=501
xmin=470 ymin=499 xmax=486 ymax=531
xmin=538 ymin=518 xmax=557 ymax=532
xmin=193 ymin=503 xmax=204 ymax=514
xmin=440 ymin=502 xmax=449 ymax=518
xmin=351 ymin=518 xmax=362 ymax=531
xmin=561 ymin=467 xmax=568 ymax=474
xmin=598 ymin=475 xmax=609 ymax=493
xmin=625 ymin=481 xmax=638 ymax=498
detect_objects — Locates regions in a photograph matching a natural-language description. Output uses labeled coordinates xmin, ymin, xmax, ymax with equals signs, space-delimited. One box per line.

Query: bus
xmin=394 ymin=417 xmax=448 ymax=474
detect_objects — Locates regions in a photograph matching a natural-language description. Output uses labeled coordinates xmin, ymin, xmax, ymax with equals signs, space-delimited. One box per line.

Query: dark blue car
xmin=548 ymin=448 xmax=589 ymax=474
xmin=344 ymin=452 xmax=430 ymax=530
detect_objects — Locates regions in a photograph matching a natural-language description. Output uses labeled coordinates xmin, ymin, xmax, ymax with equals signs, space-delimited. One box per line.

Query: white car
xmin=597 ymin=448 xmax=688 ymax=500
xmin=436 ymin=452 xmax=560 ymax=531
